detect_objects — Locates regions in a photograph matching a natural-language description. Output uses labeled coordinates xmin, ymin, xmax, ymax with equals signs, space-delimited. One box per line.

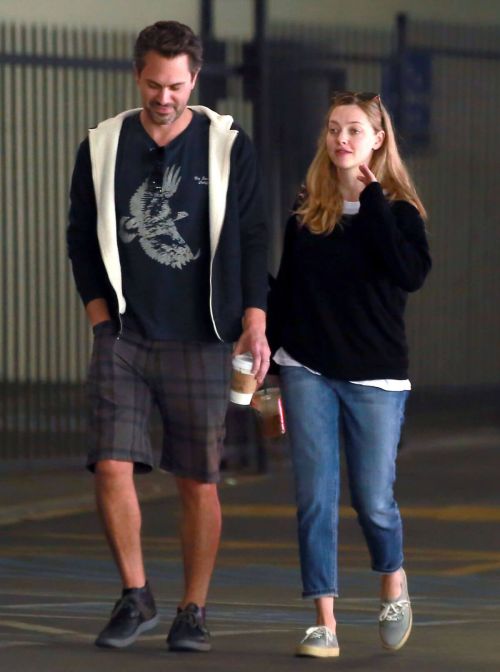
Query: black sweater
xmin=268 ymin=182 xmax=432 ymax=380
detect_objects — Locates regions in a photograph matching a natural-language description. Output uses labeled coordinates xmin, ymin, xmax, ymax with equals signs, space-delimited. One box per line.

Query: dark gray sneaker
xmin=167 ymin=603 xmax=211 ymax=652
xmin=95 ymin=582 xmax=159 ymax=648
xmin=295 ymin=626 xmax=340 ymax=658
xmin=379 ymin=569 xmax=412 ymax=651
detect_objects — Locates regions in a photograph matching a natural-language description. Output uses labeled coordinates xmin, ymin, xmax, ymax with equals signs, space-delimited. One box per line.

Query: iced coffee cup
xmin=230 ymin=352 xmax=257 ymax=405
xmin=251 ymin=387 xmax=286 ymax=438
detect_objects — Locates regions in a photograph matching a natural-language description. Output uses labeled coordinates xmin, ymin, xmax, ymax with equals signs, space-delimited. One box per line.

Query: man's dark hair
xmin=134 ymin=21 xmax=203 ymax=75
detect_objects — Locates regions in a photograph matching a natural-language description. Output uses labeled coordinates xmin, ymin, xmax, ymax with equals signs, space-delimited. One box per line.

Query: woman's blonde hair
xmin=296 ymin=91 xmax=427 ymax=234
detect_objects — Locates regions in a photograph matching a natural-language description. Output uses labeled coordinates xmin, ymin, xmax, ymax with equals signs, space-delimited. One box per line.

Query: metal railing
xmin=1 ymin=14 xmax=499 ymax=464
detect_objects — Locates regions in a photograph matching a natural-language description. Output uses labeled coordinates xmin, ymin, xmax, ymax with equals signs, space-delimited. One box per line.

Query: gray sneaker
xmin=295 ymin=626 xmax=340 ymax=658
xmin=95 ymin=582 xmax=159 ymax=648
xmin=379 ymin=568 xmax=412 ymax=651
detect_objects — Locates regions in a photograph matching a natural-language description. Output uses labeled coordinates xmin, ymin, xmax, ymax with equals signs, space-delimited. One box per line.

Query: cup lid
xmin=232 ymin=352 xmax=254 ymax=373
xmin=233 ymin=352 xmax=253 ymax=364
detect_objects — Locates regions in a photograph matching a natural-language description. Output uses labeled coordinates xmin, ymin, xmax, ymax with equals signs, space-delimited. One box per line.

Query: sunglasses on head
xmin=331 ymin=91 xmax=381 ymax=106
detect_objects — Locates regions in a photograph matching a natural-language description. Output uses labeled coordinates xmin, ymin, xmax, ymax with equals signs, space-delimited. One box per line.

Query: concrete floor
xmin=1 ymin=395 xmax=499 ymax=671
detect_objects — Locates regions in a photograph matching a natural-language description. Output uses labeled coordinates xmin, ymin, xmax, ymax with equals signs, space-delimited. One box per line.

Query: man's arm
xmin=231 ymin=130 xmax=271 ymax=384
xmin=67 ymin=138 xmax=114 ymax=326
xmin=233 ymin=307 xmax=270 ymax=385
xmin=85 ymin=298 xmax=112 ymax=327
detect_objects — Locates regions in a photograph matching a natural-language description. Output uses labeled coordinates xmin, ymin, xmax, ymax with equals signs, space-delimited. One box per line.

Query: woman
xmin=268 ymin=92 xmax=431 ymax=657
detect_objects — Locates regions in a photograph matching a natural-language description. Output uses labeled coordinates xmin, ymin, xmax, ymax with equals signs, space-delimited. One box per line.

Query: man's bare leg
xmin=95 ymin=459 xmax=146 ymax=588
xmin=175 ymin=477 xmax=222 ymax=607
xmin=93 ymin=459 xmax=159 ymax=649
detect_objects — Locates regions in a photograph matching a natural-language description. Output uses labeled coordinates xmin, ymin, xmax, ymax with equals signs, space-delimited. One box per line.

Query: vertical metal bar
xmin=49 ymin=24 xmax=58 ymax=457
xmin=19 ymin=22 xmax=33 ymax=459
xmin=66 ymin=28 xmax=76 ymax=387
xmin=38 ymin=26 xmax=48 ymax=392
xmin=253 ymin=0 xmax=276 ymax=276
xmin=72 ymin=25 xmax=85 ymax=453
xmin=59 ymin=25 xmax=69 ymax=448
xmin=73 ymin=26 xmax=86 ymax=452
xmin=44 ymin=25 xmax=56 ymax=451
xmin=73 ymin=26 xmax=86 ymax=454
xmin=0 ymin=23 xmax=8 ymax=457
xmin=33 ymin=23 xmax=44 ymax=461
xmin=395 ymin=13 xmax=408 ymax=149
xmin=253 ymin=0 xmax=272 ymax=220
xmin=200 ymin=0 xmax=214 ymax=41
xmin=57 ymin=25 xmax=66 ymax=453
xmin=9 ymin=23 xmax=22 ymax=459
xmin=28 ymin=25 xmax=37 ymax=458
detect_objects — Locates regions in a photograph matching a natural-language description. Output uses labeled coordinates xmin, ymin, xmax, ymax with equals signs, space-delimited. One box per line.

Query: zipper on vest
xmin=116 ymin=313 xmax=123 ymax=340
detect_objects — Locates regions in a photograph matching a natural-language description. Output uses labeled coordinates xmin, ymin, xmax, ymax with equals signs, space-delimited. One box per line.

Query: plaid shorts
xmin=86 ymin=321 xmax=232 ymax=482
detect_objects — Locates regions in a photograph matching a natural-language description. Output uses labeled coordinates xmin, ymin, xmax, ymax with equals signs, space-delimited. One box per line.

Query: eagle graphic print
xmin=118 ymin=163 xmax=201 ymax=269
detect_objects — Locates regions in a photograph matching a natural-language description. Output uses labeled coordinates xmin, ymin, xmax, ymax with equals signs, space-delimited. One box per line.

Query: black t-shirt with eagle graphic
xmin=114 ymin=111 xmax=215 ymax=341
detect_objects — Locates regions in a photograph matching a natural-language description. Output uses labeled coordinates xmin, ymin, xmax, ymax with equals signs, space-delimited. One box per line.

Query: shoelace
xmin=303 ymin=626 xmax=334 ymax=643
xmin=177 ymin=610 xmax=199 ymax=627
xmin=379 ymin=599 xmax=410 ymax=622
xmin=111 ymin=594 xmax=140 ymax=618
xmin=176 ymin=608 xmax=209 ymax=633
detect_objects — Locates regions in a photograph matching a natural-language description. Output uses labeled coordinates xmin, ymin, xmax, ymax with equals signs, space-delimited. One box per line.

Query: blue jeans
xmin=280 ymin=366 xmax=408 ymax=598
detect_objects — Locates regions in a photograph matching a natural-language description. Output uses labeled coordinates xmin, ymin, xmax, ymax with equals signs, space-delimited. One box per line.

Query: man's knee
xmin=94 ymin=459 xmax=134 ymax=479
xmin=176 ymin=477 xmax=218 ymax=506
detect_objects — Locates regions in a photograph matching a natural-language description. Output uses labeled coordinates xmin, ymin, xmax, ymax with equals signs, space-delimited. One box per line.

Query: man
xmin=67 ymin=20 xmax=270 ymax=653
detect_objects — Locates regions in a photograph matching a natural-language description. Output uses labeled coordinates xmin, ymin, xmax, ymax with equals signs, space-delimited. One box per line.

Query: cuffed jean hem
xmin=302 ymin=590 xmax=339 ymax=599
xmin=372 ymin=562 xmax=404 ymax=575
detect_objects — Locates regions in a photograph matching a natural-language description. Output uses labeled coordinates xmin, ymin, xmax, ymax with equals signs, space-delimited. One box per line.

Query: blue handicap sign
xmin=382 ymin=49 xmax=432 ymax=149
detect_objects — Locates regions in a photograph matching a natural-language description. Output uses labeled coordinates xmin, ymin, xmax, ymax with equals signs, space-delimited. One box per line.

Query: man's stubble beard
xmin=147 ymin=102 xmax=185 ymax=127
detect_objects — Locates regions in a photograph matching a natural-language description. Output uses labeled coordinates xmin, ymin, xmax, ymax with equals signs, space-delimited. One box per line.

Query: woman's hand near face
xmin=357 ymin=163 xmax=378 ymax=188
